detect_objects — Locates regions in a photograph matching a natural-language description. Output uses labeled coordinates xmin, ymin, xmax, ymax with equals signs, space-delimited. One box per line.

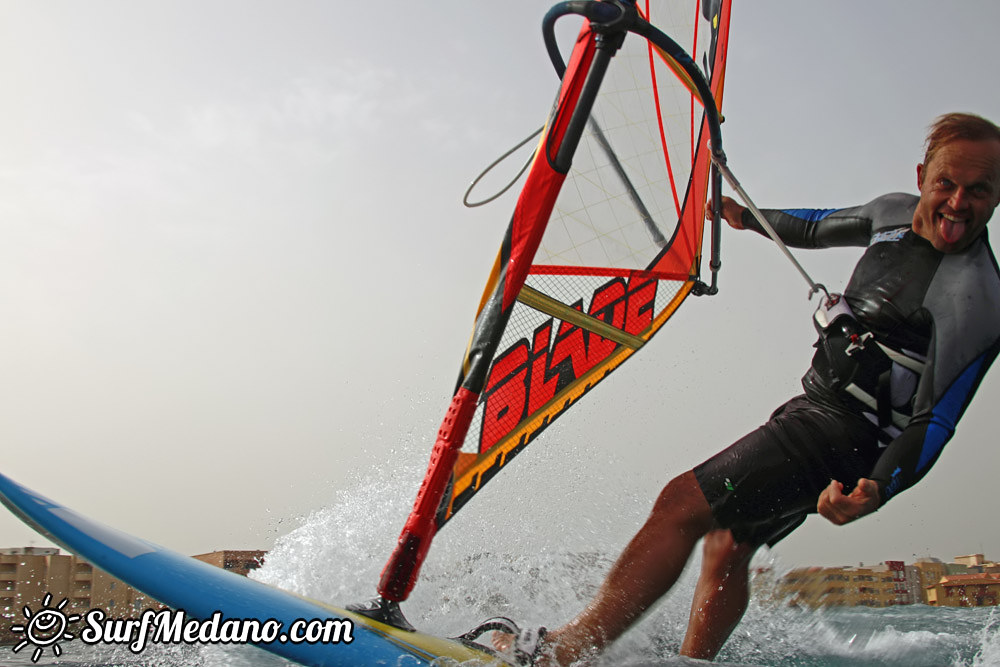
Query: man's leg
xmin=679 ymin=528 xmax=756 ymax=660
xmin=502 ymin=470 xmax=715 ymax=666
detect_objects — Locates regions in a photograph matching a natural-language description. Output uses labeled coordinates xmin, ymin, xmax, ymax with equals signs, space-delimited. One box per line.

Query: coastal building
xmin=910 ymin=557 xmax=948 ymax=602
xmin=955 ymin=554 xmax=987 ymax=570
xmin=777 ymin=562 xmax=904 ymax=608
xmin=926 ymin=573 xmax=1000 ymax=607
xmin=0 ymin=547 xmax=65 ymax=621
xmin=776 ymin=554 xmax=1000 ymax=608
xmin=0 ymin=547 xmax=266 ymax=644
xmin=194 ymin=549 xmax=266 ymax=576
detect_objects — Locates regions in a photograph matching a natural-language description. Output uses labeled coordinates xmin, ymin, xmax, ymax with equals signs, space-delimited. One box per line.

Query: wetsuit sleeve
xmin=868 ymin=341 xmax=1000 ymax=504
xmin=739 ymin=205 xmax=873 ymax=248
xmin=739 ymin=193 xmax=919 ymax=248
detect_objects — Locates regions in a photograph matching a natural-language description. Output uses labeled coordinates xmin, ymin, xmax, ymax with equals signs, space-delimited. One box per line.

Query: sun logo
xmin=9 ymin=593 xmax=81 ymax=663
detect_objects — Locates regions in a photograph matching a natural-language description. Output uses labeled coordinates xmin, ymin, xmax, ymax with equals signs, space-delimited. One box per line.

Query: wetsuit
xmin=694 ymin=193 xmax=1000 ymax=546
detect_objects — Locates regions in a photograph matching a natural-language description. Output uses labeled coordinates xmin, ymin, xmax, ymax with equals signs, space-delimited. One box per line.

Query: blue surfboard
xmin=0 ymin=471 xmax=502 ymax=666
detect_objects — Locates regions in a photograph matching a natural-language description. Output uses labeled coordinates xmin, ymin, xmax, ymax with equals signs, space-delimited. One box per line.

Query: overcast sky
xmin=2 ymin=0 xmax=1000 ymax=577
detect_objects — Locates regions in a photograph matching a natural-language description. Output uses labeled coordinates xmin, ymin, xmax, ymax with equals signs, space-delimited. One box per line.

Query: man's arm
xmin=866 ymin=341 xmax=1000 ymax=506
xmin=707 ymin=196 xmax=874 ymax=248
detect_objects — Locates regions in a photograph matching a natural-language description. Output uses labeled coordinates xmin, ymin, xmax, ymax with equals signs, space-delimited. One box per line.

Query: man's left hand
xmin=817 ymin=478 xmax=881 ymax=525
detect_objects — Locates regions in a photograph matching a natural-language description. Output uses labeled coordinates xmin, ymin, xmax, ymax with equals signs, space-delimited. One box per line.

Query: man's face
xmin=912 ymin=137 xmax=1000 ymax=253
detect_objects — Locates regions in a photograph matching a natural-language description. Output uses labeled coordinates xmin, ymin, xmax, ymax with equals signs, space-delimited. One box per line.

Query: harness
xmin=813 ymin=294 xmax=925 ymax=434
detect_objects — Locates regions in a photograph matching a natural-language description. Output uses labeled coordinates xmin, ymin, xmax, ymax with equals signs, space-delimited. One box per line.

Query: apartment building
xmin=194 ymin=550 xmax=266 ymax=576
xmin=926 ymin=573 xmax=1000 ymax=607
xmin=0 ymin=546 xmax=265 ymax=644
xmin=777 ymin=562 xmax=905 ymax=608
xmin=776 ymin=554 xmax=1000 ymax=608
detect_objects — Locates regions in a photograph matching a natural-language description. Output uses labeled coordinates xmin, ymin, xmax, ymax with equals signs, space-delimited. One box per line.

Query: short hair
xmin=924 ymin=112 xmax=1000 ymax=167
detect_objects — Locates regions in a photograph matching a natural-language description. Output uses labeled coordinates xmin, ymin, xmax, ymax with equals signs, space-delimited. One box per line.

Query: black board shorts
xmin=693 ymin=394 xmax=883 ymax=547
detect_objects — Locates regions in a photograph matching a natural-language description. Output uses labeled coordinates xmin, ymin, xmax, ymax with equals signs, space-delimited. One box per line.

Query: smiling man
xmin=495 ymin=113 xmax=1000 ymax=666
xmin=912 ymin=130 xmax=1000 ymax=252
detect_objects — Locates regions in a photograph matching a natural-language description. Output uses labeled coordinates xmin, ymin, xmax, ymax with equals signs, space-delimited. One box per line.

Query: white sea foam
xmin=249 ymin=458 xmax=1000 ymax=667
xmin=23 ymin=462 xmax=998 ymax=667
xmin=955 ymin=608 xmax=1000 ymax=667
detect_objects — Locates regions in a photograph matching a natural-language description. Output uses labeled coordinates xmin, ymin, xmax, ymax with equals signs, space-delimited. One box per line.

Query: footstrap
xmin=454 ymin=617 xmax=548 ymax=666
xmin=513 ymin=626 xmax=548 ymax=666
xmin=455 ymin=616 xmax=521 ymax=643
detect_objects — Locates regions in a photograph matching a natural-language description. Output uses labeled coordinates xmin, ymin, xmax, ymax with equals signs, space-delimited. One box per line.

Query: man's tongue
xmin=939 ymin=214 xmax=966 ymax=244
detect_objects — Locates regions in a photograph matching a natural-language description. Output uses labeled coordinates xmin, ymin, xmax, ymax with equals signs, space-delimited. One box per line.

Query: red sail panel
xmin=379 ymin=0 xmax=732 ymax=603
xmin=443 ymin=0 xmax=732 ymax=523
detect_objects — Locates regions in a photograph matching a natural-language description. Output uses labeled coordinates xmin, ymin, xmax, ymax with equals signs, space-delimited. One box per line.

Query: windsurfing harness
xmin=811 ymin=293 xmax=900 ymax=431
xmin=741 ymin=192 xmax=1000 ymax=505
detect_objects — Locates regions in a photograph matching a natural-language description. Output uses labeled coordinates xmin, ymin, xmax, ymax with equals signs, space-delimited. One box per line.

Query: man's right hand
xmin=705 ymin=196 xmax=746 ymax=230
xmin=817 ymin=478 xmax=881 ymax=525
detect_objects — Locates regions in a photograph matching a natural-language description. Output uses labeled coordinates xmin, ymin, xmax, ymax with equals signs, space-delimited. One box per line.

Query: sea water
xmin=10 ymin=461 xmax=999 ymax=667
xmin=8 ymin=603 xmax=998 ymax=666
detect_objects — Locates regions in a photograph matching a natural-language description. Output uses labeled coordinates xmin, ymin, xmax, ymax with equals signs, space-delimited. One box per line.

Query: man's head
xmin=912 ymin=112 xmax=1000 ymax=253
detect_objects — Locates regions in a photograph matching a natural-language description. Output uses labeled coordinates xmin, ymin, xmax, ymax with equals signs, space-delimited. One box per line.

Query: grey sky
xmin=1 ymin=0 xmax=999 ymax=574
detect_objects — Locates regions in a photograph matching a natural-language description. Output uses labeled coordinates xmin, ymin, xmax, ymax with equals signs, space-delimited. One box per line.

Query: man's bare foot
xmin=490 ymin=627 xmax=554 ymax=665
xmin=491 ymin=630 xmax=515 ymax=653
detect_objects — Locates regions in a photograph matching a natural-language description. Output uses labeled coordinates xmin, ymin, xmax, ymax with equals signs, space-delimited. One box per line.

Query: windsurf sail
xmin=377 ymin=0 xmax=731 ymax=604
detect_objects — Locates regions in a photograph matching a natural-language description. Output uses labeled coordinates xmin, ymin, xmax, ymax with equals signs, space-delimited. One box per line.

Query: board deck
xmin=0 ymin=471 xmax=503 ymax=666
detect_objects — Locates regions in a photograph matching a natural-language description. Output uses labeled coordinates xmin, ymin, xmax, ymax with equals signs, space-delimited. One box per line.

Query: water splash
xmin=40 ymin=454 xmax=1000 ymax=667
xmin=957 ymin=608 xmax=1000 ymax=667
xmin=248 ymin=456 xmax=1000 ymax=667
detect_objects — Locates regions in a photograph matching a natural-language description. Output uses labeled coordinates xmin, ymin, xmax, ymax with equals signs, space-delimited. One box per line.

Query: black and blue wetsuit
xmin=694 ymin=193 xmax=1000 ymax=546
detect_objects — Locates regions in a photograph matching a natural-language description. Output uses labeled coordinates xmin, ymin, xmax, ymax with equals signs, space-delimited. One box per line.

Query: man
xmin=495 ymin=112 xmax=1000 ymax=665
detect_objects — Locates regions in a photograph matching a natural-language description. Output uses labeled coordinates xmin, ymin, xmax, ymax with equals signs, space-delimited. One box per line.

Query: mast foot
xmin=346 ymin=596 xmax=416 ymax=632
